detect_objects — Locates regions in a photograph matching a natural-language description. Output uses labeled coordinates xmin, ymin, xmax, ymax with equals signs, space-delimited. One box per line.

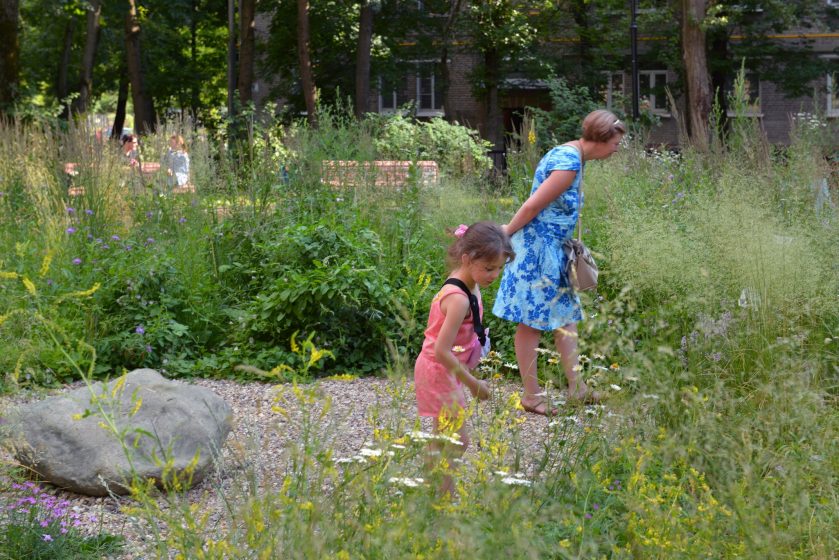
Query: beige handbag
xmin=563 ymin=144 xmax=599 ymax=291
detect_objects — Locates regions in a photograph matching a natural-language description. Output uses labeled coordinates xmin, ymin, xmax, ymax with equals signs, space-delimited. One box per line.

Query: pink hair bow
xmin=454 ymin=224 xmax=469 ymax=238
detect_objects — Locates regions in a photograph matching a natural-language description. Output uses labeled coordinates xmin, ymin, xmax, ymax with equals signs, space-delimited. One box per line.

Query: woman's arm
xmin=504 ymin=169 xmax=577 ymax=236
xmin=434 ymin=294 xmax=489 ymax=399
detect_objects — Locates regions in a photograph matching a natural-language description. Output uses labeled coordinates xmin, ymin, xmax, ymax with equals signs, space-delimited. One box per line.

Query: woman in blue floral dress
xmin=493 ymin=110 xmax=626 ymax=414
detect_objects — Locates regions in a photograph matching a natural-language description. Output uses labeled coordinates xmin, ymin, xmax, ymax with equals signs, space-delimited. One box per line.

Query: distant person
xmin=120 ymin=134 xmax=139 ymax=167
xmin=493 ymin=109 xmax=626 ymax=414
xmin=162 ymin=134 xmax=192 ymax=192
xmin=414 ymin=221 xmax=514 ymax=495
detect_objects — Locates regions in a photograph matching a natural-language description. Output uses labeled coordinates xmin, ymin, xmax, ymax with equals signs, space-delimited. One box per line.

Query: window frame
xmin=638 ymin=70 xmax=670 ymax=116
xmin=725 ymin=71 xmax=762 ymax=117
xmin=601 ymin=71 xmax=625 ymax=112
xmin=827 ymin=72 xmax=839 ymax=118
xmin=377 ymin=61 xmax=445 ymax=117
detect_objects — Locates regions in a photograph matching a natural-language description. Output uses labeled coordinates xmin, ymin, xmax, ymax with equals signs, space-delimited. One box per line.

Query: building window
xmin=378 ymin=62 xmax=444 ymax=117
xmin=828 ymin=72 xmax=839 ymax=117
xmin=726 ymin=71 xmax=761 ymax=116
xmin=600 ymin=72 xmax=625 ymax=112
xmin=639 ymin=70 xmax=669 ymax=114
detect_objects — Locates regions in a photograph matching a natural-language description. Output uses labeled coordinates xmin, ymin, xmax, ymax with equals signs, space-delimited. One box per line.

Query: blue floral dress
xmin=492 ymin=145 xmax=583 ymax=331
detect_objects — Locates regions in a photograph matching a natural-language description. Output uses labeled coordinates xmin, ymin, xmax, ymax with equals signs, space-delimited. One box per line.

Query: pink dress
xmin=414 ymin=284 xmax=484 ymax=418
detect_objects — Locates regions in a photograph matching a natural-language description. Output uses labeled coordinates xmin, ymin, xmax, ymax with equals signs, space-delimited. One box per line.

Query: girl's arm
xmin=434 ymin=293 xmax=490 ymax=400
xmin=504 ymin=169 xmax=577 ymax=236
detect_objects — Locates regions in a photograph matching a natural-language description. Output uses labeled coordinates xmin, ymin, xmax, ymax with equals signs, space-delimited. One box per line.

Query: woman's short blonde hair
xmin=582 ymin=110 xmax=627 ymax=142
xmin=170 ymin=134 xmax=187 ymax=152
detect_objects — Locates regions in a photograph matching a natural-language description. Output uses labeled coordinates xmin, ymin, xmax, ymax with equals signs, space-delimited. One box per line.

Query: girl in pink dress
xmin=414 ymin=221 xmax=514 ymax=494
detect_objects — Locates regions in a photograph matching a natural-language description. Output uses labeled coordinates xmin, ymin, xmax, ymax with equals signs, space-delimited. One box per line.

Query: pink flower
xmin=454 ymin=224 xmax=469 ymax=238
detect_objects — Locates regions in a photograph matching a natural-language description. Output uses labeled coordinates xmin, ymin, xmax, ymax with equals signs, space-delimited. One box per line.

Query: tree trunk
xmin=73 ymin=0 xmax=102 ymax=115
xmin=354 ymin=0 xmax=373 ymax=119
xmin=570 ymin=0 xmax=591 ymax=84
xmin=0 ymin=0 xmax=20 ymax=117
xmin=439 ymin=0 xmax=462 ymax=121
xmin=682 ymin=0 xmax=711 ymax=151
xmin=110 ymin=72 xmax=128 ymax=140
xmin=484 ymin=48 xmax=503 ymax=151
xmin=297 ymin=0 xmax=317 ymax=126
xmin=57 ymin=18 xmax=76 ymax=120
xmin=125 ymin=0 xmax=156 ymax=134
xmin=238 ymin=0 xmax=256 ymax=107
xmin=190 ymin=0 xmax=198 ymax=118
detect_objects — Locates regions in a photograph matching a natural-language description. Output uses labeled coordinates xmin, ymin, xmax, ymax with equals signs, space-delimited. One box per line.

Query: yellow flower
xmin=0 ymin=271 xmax=18 ymax=280
xmin=39 ymin=250 xmax=54 ymax=277
xmin=528 ymin=129 xmax=536 ymax=145
xmin=609 ymin=362 xmax=620 ymax=370
xmin=22 ymin=277 xmax=36 ymax=296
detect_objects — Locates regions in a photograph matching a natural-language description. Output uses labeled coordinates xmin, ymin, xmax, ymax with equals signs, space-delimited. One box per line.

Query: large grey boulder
xmin=1 ymin=369 xmax=232 ymax=496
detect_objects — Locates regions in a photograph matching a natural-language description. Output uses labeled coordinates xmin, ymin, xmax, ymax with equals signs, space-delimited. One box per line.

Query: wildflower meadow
xmin=0 ymin=105 xmax=837 ymax=559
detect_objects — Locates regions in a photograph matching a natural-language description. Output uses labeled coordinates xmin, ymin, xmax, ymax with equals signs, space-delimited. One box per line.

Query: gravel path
xmin=0 ymin=375 xmax=574 ymax=559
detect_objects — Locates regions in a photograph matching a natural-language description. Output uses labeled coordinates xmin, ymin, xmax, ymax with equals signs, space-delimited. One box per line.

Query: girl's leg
xmin=515 ymin=323 xmax=549 ymax=411
xmin=430 ymin=414 xmax=470 ymax=497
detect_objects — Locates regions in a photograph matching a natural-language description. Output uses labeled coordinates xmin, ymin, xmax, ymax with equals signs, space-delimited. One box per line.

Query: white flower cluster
xmin=407 ymin=431 xmax=464 ymax=446
xmin=793 ymin=112 xmax=827 ymax=130
xmin=334 ymin=446 xmax=394 ymax=464
xmin=388 ymin=477 xmax=425 ymax=488
xmin=494 ymin=470 xmax=532 ymax=486
xmin=548 ymin=415 xmax=582 ymax=428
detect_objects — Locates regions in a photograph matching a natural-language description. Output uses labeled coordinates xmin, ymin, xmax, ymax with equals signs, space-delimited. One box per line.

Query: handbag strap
xmin=571 ymin=141 xmax=585 ymax=243
xmin=442 ymin=278 xmax=486 ymax=346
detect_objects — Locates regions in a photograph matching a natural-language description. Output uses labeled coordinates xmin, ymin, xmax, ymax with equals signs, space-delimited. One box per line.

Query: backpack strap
xmin=442 ymin=278 xmax=486 ymax=346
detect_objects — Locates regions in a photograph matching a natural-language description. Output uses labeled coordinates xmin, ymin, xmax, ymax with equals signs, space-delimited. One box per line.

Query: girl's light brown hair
xmin=446 ymin=221 xmax=515 ymax=270
xmin=581 ymin=109 xmax=627 ymax=143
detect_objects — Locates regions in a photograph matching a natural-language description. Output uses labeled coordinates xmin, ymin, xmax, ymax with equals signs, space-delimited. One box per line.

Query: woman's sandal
xmin=521 ymin=396 xmax=558 ymax=417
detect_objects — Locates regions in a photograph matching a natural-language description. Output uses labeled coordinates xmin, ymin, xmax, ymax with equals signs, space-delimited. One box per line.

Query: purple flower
xmin=95 ymin=238 xmax=102 ymax=244
xmin=145 ymin=237 xmax=155 ymax=245
xmin=124 ymin=245 xmax=133 ymax=251
xmin=40 ymin=520 xmax=49 ymax=527
xmin=592 ymin=503 xmax=600 ymax=510
xmin=46 ymin=279 xmax=53 ymax=286
xmin=66 ymin=227 xmax=76 ymax=235
xmin=85 ymin=209 xmax=93 ymax=215
xmin=585 ymin=513 xmax=592 ymax=519
xmin=145 ymin=344 xmax=153 ymax=353
xmin=146 ymin=211 xmax=154 ymax=219
xmin=42 ymin=534 xmax=53 ymax=542
xmin=72 ymin=258 xmax=82 ymax=265
xmin=66 ymin=207 xmax=75 ymax=214
xmin=111 ymin=235 xmax=121 ymax=241
xmin=101 ymin=244 xmax=110 ymax=250
xmin=135 ymin=325 xmax=145 ymax=335
xmin=178 ymin=217 xmax=187 ymax=224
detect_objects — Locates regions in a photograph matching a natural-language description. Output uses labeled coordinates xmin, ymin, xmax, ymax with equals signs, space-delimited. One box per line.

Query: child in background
xmin=120 ymin=134 xmax=139 ymax=167
xmin=414 ymin=221 xmax=515 ymax=495
xmin=163 ymin=134 xmax=192 ymax=192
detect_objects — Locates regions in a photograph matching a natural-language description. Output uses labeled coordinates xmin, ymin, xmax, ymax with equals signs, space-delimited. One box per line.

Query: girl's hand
xmin=474 ymin=380 xmax=490 ymax=401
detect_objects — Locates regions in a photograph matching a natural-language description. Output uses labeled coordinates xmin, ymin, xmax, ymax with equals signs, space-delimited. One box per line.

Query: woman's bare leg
xmin=515 ymin=322 xmax=544 ymax=408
